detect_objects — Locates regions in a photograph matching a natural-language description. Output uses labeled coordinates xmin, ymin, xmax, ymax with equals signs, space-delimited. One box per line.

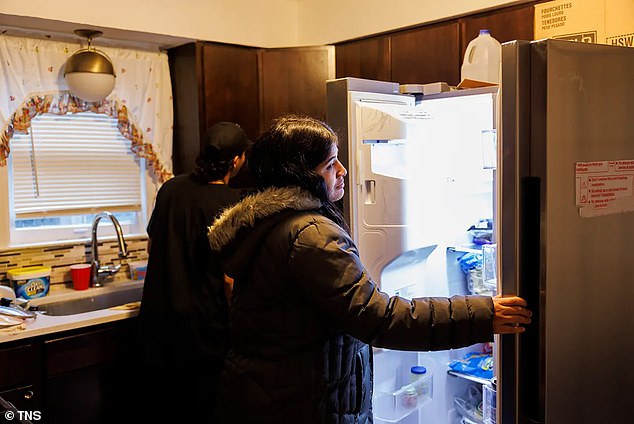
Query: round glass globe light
xmin=65 ymin=72 xmax=115 ymax=102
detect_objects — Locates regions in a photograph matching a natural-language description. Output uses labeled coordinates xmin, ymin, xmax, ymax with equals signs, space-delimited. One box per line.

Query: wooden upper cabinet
xmin=333 ymin=2 xmax=537 ymax=88
xmin=459 ymin=4 xmax=536 ymax=59
xmin=168 ymin=43 xmax=202 ymax=175
xmin=201 ymin=43 xmax=260 ymax=141
xmin=335 ymin=36 xmax=391 ymax=81
xmin=170 ymin=43 xmax=334 ymax=177
xmin=168 ymin=42 xmax=260 ymax=175
xmin=258 ymin=46 xmax=335 ymax=127
xmin=391 ymin=21 xmax=461 ymax=86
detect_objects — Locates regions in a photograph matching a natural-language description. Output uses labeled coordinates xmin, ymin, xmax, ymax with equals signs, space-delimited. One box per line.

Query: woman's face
xmin=315 ymin=143 xmax=347 ymax=202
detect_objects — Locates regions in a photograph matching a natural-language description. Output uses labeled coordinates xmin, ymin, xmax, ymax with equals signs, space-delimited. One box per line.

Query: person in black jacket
xmin=207 ymin=115 xmax=531 ymax=424
xmin=139 ymin=122 xmax=249 ymax=423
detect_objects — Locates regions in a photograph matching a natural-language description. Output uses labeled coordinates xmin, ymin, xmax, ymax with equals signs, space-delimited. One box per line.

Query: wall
xmin=1 ymin=0 xmax=299 ymax=48
xmin=0 ymin=0 xmax=533 ymax=48
xmin=0 ymin=238 xmax=148 ymax=289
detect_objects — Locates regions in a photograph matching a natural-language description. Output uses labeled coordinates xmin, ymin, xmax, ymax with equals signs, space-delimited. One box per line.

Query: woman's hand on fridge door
xmin=492 ymin=295 xmax=532 ymax=334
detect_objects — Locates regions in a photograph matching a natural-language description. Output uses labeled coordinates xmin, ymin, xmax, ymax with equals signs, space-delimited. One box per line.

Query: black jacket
xmin=139 ymin=175 xmax=244 ymax=422
xmin=207 ymin=186 xmax=494 ymax=423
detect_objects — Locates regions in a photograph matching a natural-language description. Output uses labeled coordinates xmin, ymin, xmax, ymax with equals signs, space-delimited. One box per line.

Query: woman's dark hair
xmin=249 ymin=114 xmax=348 ymax=230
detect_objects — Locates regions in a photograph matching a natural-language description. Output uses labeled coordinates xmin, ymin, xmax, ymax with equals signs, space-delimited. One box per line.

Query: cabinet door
xmin=44 ymin=321 xmax=140 ymax=423
xmin=169 ymin=42 xmax=204 ymax=175
xmin=259 ymin=46 xmax=335 ymax=129
xmin=391 ymin=22 xmax=461 ymax=86
xmin=0 ymin=343 xmax=41 ymax=413
xmin=201 ymin=42 xmax=261 ymax=141
xmin=335 ymin=36 xmax=391 ymax=81
xmin=459 ymin=4 xmax=535 ymax=60
xmin=0 ymin=386 xmax=38 ymax=418
xmin=169 ymin=42 xmax=260 ymax=175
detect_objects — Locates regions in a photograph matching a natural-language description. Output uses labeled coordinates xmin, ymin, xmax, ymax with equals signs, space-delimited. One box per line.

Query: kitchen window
xmin=2 ymin=111 xmax=151 ymax=246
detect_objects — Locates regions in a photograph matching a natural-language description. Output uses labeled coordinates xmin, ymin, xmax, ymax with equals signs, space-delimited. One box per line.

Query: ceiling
xmin=0 ymin=13 xmax=193 ymax=51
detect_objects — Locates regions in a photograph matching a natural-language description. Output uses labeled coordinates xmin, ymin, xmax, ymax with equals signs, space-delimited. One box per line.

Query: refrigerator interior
xmin=346 ymin=88 xmax=498 ymax=424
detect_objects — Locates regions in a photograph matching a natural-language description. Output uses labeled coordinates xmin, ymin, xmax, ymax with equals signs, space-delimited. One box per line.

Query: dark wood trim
xmin=256 ymin=49 xmax=266 ymax=133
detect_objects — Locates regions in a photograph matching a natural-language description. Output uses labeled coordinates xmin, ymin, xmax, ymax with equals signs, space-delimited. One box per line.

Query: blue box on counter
xmin=7 ymin=266 xmax=51 ymax=299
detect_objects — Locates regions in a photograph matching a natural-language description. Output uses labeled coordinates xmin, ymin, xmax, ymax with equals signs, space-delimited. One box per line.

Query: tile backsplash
xmin=0 ymin=237 xmax=148 ymax=290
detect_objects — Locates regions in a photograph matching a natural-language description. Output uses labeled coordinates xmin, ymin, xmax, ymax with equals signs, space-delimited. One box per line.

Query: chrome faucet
xmin=91 ymin=212 xmax=129 ymax=287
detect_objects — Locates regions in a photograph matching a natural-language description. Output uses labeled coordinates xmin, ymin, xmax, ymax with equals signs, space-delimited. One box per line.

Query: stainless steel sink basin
xmin=33 ymin=284 xmax=143 ymax=316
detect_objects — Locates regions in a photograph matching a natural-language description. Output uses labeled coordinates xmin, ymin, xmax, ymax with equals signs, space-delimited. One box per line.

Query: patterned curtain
xmin=0 ymin=34 xmax=173 ymax=184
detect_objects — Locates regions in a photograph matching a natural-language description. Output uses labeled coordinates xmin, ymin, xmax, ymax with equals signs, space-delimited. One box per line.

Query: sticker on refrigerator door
xmin=576 ymin=160 xmax=634 ymax=217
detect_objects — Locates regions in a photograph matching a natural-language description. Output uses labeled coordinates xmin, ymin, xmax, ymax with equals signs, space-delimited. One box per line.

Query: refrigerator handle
xmin=517 ymin=176 xmax=542 ymax=424
xmin=498 ymin=176 xmax=542 ymax=424
xmin=364 ymin=180 xmax=376 ymax=204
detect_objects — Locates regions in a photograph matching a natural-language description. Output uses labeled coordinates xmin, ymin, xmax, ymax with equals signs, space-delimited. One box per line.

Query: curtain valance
xmin=0 ymin=34 xmax=173 ymax=183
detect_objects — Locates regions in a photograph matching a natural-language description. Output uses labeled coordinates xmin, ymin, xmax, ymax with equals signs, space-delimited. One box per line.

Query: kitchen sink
xmin=33 ymin=283 xmax=143 ymax=316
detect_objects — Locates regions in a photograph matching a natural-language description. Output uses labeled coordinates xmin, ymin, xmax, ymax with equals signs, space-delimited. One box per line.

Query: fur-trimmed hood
xmin=207 ymin=186 xmax=322 ymax=252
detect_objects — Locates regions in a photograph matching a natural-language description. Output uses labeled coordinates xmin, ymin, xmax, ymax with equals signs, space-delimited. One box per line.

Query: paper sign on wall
xmin=535 ymin=0 xmax=634 ymax=48
xmin=535 ymin=0 xmax=604 ymax=43
xmin=576 ymin=160 xmax=634 ymax=217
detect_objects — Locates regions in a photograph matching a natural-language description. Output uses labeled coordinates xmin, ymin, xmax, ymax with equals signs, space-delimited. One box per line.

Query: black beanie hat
xmin=202 ymin=122 xmax=250 ymax=160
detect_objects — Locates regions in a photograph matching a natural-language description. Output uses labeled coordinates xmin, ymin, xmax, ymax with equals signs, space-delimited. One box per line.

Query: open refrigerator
xmin=327 ymin=78 xmax=499 ymax=424
xmin=327 ymin=39 xmax=634 ymax=424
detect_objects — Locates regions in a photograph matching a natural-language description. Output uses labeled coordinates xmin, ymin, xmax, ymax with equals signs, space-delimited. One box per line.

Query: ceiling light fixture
xmin=64 ymin=29 xmax=116 ymax=102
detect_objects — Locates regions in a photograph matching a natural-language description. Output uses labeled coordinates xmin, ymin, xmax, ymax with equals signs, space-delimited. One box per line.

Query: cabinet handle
xmin=24 ymin=390 xmax=34 ymax=400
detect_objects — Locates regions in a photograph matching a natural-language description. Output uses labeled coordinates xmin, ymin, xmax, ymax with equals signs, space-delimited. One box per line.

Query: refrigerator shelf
xmin=373 ymin=390 xmax=431 ymax=423
xmin=447 ymin=370 xmax=491 ymax=386
xmin=447 ymin=246 xmax=482 ymax=255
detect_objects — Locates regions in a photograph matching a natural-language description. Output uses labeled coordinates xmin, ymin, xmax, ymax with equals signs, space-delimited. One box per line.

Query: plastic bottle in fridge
xmin=409 ymin=365 xmax=432 ymax=399
xmin=461 ymin=29 xmax=502 ymax=84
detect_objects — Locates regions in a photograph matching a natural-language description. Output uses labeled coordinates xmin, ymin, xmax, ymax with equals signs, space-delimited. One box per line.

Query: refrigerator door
xmin=329 ymin=78 xmax=500 ymax=424
xmin=500 ymin=39 xmax=634 ymax=424
xmin=498 ymin=39 xmax=532 ymax=424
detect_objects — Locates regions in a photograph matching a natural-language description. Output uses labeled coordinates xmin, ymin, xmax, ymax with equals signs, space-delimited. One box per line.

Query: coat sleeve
xmin=287 ymin=219 xmax=494 ymax=351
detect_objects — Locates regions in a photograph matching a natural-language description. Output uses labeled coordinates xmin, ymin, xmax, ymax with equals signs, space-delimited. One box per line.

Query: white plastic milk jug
xmin=461 ymin=29 xmax=501 ymax=84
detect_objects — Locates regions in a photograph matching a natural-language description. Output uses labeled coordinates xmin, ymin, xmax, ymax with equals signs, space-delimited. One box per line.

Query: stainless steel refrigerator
xmin=499 ymin=39 xmax=634 ymax=424
xmin=326 ymin=39 xmax=634 ymax=424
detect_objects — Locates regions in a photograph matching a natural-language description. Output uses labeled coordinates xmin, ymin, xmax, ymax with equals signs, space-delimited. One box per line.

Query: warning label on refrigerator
xmin=576 ymin=160 xmax=634 ymax=217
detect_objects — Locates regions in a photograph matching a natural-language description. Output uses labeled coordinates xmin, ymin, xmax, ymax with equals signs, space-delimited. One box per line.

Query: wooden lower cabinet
xmin=44 ymin=320 xmax=141 ymax=424
xmin=0 ymin=319 xmax=140 ymax=424
xmin=0 ymin=385 xmax=39 ymax=421
xmin=44 ymin=363 xmax=140 ymax=424
xmin=0 ymin=343 xmax=42 ymax=420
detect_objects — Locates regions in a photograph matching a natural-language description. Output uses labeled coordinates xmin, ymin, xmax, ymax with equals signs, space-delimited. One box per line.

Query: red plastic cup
xmin=70 ymin=264 xmax=91 ymax=290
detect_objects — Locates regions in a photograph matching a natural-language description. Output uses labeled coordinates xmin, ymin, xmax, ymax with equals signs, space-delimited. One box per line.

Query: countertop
xmin=0 ymin=280 xmax=143 ymax=344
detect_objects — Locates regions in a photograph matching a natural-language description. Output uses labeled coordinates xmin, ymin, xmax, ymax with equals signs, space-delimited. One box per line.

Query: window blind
xmin=10 ymin=112 xmax=142 ymax=218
